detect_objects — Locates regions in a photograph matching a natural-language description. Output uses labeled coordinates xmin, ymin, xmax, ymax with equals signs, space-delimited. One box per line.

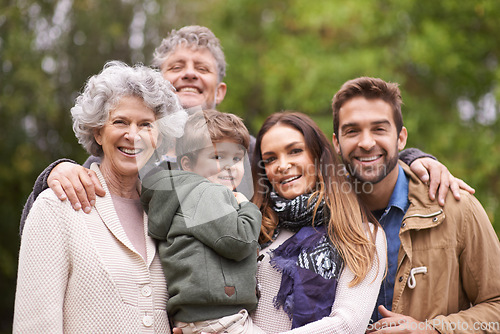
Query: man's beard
xmin=340 ymin=148 xmax=399 ymax=185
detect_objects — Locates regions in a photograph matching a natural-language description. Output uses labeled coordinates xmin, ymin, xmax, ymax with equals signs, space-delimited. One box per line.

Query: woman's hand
xmin=409 ymin=157 xmax=475 ymax=206
xmin=47 ymin=162 xmax=105 ymax=213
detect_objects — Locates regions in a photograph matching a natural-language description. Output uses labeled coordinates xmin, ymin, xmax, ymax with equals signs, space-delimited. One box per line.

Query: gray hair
xmin=151 ymin=25 xmax=226 ymax=82
xmin=71 ymin=60 xmax=188 ymax=156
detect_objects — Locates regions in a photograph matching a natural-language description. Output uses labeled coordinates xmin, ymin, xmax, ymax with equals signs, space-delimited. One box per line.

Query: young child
xmin=141 ymin=109 xmax=264 ymax=334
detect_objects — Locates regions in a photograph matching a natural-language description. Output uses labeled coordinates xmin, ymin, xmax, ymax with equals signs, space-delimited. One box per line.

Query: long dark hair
xmin=252 ymin=111 xmax=379 ymax=286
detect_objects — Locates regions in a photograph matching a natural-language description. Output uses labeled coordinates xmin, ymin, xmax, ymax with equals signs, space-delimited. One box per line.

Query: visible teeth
xmin=281 ymin=176 xmax=300 ymax=184
xmin=219 ymin=176 xmax=234 ymax=180
xmin=120 ymin=147 xmax=141 ymax=155
xmin=179 ymin=87 xmax=199 ymax=93
xmin=358 ymin=156 xmax=379 ymax=162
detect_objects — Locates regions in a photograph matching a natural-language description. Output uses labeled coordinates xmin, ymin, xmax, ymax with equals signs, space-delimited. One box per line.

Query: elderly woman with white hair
xmin=13 ymin=61 xmax=187 ymax=333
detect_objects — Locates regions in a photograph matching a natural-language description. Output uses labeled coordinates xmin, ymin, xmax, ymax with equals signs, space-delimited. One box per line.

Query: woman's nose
xmin=125 ymin=124 xmax=140 ymax=141
xmin=276 ymin=159 xmax=292 ymax=173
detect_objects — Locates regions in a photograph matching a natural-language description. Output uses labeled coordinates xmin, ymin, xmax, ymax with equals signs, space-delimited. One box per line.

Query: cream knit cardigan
xmin=14 ymin=163 xmax=170 ymax=333
xmin=252 ymin=225 xmax=386 ymax=334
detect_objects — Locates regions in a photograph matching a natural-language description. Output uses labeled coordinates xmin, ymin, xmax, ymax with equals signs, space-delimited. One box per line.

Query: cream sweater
xmin=252 ymin=225 xmax=386 ymax=334
xmin=13 ymin=164 xmax=170 ymax=333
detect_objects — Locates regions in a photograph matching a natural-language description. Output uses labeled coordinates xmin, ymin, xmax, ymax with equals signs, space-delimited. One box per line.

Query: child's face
xmin=187 ymin=140 xmax=246 ymax=190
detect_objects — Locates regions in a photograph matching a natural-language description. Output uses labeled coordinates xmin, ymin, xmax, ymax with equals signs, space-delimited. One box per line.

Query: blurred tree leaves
xmin=1 ymin=0 xmax=499 ymax=331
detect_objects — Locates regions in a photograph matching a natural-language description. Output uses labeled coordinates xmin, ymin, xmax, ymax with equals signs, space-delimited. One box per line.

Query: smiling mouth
xmin=281 ymin=175 xmax=300 ymax=185
xmin=178 ymin=87 xmax=201 ymax=94
xmin=356 ymin=155 xmax=382 ymax=162
xmin=119 ymin=147 xmax=143 ymax=155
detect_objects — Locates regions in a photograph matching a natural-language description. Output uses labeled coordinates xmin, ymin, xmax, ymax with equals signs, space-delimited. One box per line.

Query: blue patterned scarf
xmin=269 ymin=192 xmax=344 ymax=329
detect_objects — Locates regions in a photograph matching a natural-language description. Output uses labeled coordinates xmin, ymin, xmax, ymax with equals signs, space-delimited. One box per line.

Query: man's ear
xmin=180 ymin=155 xmax=193 ymax=171
xmin=398 ymin=126 xmax=408 ymax=151
xmin=332 ymin=133 xmax=341 ymax=155
xmin=215 ymin=82 xmax=227 ymax=105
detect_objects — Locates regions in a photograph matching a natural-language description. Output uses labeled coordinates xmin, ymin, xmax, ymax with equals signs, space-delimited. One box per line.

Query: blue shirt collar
xmin=386 ymin=164 xmax=410 ymax=213
xmin=371 ymin=164 xmax=410 ymax=322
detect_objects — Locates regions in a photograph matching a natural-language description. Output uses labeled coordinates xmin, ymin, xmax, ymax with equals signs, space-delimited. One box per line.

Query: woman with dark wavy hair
xmin=250 ymin=111 xmax=386 ymax=333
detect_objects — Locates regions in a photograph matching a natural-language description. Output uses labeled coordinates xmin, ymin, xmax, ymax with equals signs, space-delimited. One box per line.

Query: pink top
xmin=112 ymin=195 xmax=147 ymax=260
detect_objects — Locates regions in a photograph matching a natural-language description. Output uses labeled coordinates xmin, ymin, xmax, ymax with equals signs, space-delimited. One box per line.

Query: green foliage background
xmin=1 ymin=0 xmax=499 ymax=331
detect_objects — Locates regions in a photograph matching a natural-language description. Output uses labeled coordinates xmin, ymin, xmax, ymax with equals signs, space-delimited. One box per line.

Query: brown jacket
xmin=392 ymin=163 xmax=500 ymax=333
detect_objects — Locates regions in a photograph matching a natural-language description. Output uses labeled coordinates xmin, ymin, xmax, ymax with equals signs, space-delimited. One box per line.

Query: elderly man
xmin=332 ymin=76 xmax=500 ymax=334
xmin=20 ymin=26 xmax=229 ymax=231
xmin=20 ymin=26 xmax=465 ymax=233
xmin=151 ymin=26 xmax=227 ymax=110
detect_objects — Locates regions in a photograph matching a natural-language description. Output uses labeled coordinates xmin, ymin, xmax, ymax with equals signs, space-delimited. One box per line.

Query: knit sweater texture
xmin=14 ymin=163 xmax=169 ymax=333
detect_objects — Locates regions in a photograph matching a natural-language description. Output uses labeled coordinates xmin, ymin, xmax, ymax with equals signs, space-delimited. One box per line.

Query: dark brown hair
xmin=252 ymin=111 xmax=379 ymax=286
xmin=332 ymin=77 xmax=403 ymax=136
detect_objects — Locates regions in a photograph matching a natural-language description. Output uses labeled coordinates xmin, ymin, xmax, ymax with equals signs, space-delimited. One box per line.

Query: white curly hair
xmin=151 ymin=25 xmax=226 ymax=83
xmin=71 ymin=60 xmax=188 ymax=157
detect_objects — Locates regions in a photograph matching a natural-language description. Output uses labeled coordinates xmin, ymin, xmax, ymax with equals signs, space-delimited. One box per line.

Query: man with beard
xmin=21 ymin=26 xmax=467 ymax=234
xmin=332 ymin=76 xmax=500 ymax=334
